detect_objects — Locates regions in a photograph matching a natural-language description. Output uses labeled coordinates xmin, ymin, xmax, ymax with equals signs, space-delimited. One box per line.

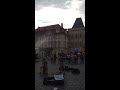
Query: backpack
xmin=65 ymin=66 xmax=69 ymax=71
xmin=71 ymin=68 xmax=80 ymax=74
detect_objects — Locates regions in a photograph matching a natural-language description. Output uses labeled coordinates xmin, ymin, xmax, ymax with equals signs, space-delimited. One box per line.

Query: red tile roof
xmin=35 ymin=24 xmax=64 ymax=32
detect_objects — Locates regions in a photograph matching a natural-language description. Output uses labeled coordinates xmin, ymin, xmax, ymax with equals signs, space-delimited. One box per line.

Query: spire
xmin=72 ymin=18 xmax=84 ymax=28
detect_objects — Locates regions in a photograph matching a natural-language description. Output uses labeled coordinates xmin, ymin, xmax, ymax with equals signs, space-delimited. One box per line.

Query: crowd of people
xmin=50 ymin=51 xmax=85 ymax=65
xmin=40 ymin=51 xmax=85 ymax=75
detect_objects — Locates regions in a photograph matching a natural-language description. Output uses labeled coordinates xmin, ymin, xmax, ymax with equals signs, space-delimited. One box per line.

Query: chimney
xmin=61 ymin=23 xmax=63 ymax=28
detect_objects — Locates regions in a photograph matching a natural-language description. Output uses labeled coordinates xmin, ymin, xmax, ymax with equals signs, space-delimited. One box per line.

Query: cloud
xmin=35 ymin=0 xmax=85 ymax=29
xmin=37 ymin=20 xmax=51 ymax=23
xmin=79 ymin=0 xmax=85 ymax=15
xmin=35 ymin=0 xmax=72 ymax=10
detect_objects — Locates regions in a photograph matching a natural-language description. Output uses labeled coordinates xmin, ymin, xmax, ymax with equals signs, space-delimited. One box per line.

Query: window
xmin=76 ymin=42 xmax=78 ymax=47
xmin=71 ymin=43 xmax=73 ymax=48
xmin=79 ymin=42 xmax=81 ymax=47
xmin=48 ymin=36 xmax=50 ymax=41
xmin=47 ymin=42 xmax=48 ymax=48
xmin=54 ymin=41 xmax=56 ymax=48
xmin=76 ymin=34 xmax=77 ymax=39
xmin=58 ymin=41 xmax=60 ymax=47
xmin=45 ymin=42 xmax=47 ymax=48
xmin=64 ymin=41 xmax=66 ymax=48
xmin=56 ymin=29 xmax=59 ymax=33
xmin=39 ymin=42 xmax=41 ymax=48
xmin=76 ymin=42 xmax=77 ymax=47
xmin=67 ymin=42 xmax=69 ymax=48
xmin=48 ymin=41 xmax=49 ymax=48
xmin=65 ymin=42 xmax=66 ymax=48
xmin=53 ymin=41 xmax=55 ymax=47
xmin=80 ymin=42 xmax=81 ymax=46
xmin=41 ymin=43 xmax=43 ymax=48
xmin=50 ymin=41 xmax=51 ymax=48
xmin=80 ymin=34 xmax=81 ymax=38
xmin=51 ymin=41 xmax=53 ymax=48
xmin=71 ymin=35 xmax=73 ymax=39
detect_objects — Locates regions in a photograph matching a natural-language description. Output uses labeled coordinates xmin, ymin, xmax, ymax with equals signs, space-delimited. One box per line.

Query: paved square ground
xmin=35 ymin=59 xmax=85 ymax=90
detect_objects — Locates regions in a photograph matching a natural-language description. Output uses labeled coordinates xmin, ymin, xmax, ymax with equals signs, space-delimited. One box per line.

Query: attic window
xmin=56 ymin=29 xmax=59 ymax=33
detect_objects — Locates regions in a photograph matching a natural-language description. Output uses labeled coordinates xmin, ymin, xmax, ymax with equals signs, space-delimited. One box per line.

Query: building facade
xmin=68 ymin=18 xmax=85 ymax=55
xmin=35 ymin=18 xmax=85 ymax=58
xmin=68 ymin=27 xmax=85 ymax=54
xmin=35 ymin=24 xmax=68 ymax=57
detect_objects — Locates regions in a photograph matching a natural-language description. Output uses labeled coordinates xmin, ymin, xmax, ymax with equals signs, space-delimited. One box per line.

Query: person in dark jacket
xmin=67 ymin=54 xmax=71 ymax=64
xmin=74 ymin=54 xmax=77 ymax=64
xmin=51 ymin=54 xmax=54 ymax=64
xmin=54 ymin=53 xmax=56 ymax=64
xmin=59 ymin=51 xmax=65 ymax=73
xmin=80 ymin=52 xmax=84 ymax=64
xmin=42 ymin=58 xmax=48 ymax=75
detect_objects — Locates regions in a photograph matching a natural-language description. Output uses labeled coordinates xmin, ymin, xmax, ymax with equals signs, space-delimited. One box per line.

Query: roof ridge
xmin=38 ymin=24 xmax=60 ymax=28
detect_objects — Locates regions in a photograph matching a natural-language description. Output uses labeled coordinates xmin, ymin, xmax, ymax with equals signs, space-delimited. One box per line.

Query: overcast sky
xmin=35 ymin=0 xmax=85 ymax=29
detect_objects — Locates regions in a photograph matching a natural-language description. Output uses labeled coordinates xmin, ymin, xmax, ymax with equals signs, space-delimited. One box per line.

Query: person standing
xmin=80 ymin=52 xmax=84 ymax=64
xmin=51 ymin=54 xmax=53 ymax=64
xmin=65 ymin=54 xmax=68 ymax=64
xmin=74 ymin=54 xmax=77 ymax=64
xmin=59 ymin=51 xmax=65 ymax=73
xmin=70 ymin=53 xmax=74 ymax=65
xmin=54 ymin=53 xmax=56 ymax=64
xmin=58 ymin=53 xmax=60 ymax=64
xmin=78 ymin=53 xmax=81 ymax=64
xmin=42 ymin=58 xmax=48 ymax=75
xmin=67 ymin=54 xmax=70 ymax=64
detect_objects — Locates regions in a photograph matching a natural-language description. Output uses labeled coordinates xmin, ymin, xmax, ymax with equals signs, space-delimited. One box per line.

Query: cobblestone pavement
xmin=35 ymin=59 xmax=85 ymax=90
